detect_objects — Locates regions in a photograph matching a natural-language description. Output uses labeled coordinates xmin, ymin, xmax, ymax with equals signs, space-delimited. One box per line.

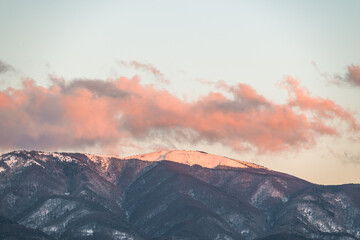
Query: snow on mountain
xmin=250 ymin=179 xmax=288 ymax=207
xmin=0 ymin=151 xmax=44 ymax=173
xmin=0 ymin=150 xmax=265 ymax=174
xmin=0 ymin=150 xmax=360 ymax=240
xmin=124 ymin=150 xmax=266 ymax=169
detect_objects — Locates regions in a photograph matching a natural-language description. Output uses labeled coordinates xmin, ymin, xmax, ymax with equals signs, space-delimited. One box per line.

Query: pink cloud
xmin=315 ymin=63 xmax=360 ymax=88
xmin=0 ymin=75 xmax=357 ymax=154
xmin=120 ymin=60 xmax=169 ymax=84
xmin=346 ymin=65 xmax=360 ymax=87
xmin=282 ymin=76 xmax=359 ymax=131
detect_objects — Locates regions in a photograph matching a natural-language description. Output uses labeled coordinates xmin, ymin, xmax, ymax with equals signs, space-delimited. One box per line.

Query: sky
xmin=0 ymin=0 xmax=360 ymax=185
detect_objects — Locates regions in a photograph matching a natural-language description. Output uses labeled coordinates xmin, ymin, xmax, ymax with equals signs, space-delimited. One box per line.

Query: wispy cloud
xmin=313 ymin=62 xmax=360 ymax=88
xmin=119 ymin=60 xmax=169 ymax=84
xmin=0 ymin=60 xmax=15 ymax=74
xmin=329 ymin=148 xmax=360 ymax=165
xmin=0 ymin=75 xmax=357 ymax=153
xmin=49 ymin=75 xmax=128 ymax=98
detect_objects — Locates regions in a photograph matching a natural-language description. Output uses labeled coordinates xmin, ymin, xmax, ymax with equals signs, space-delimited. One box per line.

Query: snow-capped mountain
xmin=124 ymin=150 xmax=266 ymax=169
xmin=0 ymin=150 xmax=359 ymax=240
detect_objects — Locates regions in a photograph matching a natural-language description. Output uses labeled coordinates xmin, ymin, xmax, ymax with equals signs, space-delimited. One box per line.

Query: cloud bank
xmin=0 ymin=75 xmax=358 ymax=153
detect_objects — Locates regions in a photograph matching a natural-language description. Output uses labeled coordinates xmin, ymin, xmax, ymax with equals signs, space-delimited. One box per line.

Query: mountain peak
xmin=124 ymin=150 xmax=266 ymax=169
xmin=0 ymin=150 xmax=266 ymax=174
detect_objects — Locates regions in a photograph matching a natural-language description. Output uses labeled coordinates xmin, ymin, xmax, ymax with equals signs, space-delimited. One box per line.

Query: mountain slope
xmin=0 ymin=215 xmax=54 ymax=240
xmin=0 ymin=150 xmax=359 ymax=240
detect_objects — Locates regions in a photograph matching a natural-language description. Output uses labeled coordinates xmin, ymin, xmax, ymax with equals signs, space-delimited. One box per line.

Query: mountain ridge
xmin=0 ymin=150 xmax=359 ymax=240
xmin=0 ymin=149 xmax=268 ymax=170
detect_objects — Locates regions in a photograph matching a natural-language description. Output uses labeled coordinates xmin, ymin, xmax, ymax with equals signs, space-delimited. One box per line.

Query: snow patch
xmin=241 ymin=229 xmax=250 ymax=235
xmin=250 ymin=180 xmax=287 ymax=206
xmin=4 ymin=155 xmax=19 ymax=168
xmin=274 ymin=178 xmax=288 ymax=189
xmin=42 ymin=209 xmax=91 ymax=237
xmin=125 ymin=150 xmax=266 ymax=169
xmin=85 ymin=154 xmax=112 ymax=170
xmin=20 ymin=198 xmax=78 ymax=229
xmin=297 ymin=203 xmax=343 ymax=233
xmin=215 ymin=234 xmax=233 ymax=240
xmin=5 ymin=193 xmax=18 ymax=207
xmin=1 ymin=153 xmax=44 ymax=170
xmin=24 ymin=160 xmax=44 ymax=168
xmin=225 ymin=212 xmax=246 ymax=231
xmin=80 ymin=227 xmax=94 ymax=236
xmin=187 ymin=189 xmax=195 ymax=197
xmin=38 ymin=152 xmax=73 ymax=162
xmin=51 ymin=153 xmax=73 ymax=162
xmin=322 ymin=192 xmax=349 ymax=210
xmin=44 ymin=226 xmax=58 ymax=233
xmin=111 ymin=230 xmax=134 ymax=240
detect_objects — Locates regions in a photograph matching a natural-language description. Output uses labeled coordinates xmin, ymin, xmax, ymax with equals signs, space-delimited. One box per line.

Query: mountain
xmin=0 ymin=215 xmax=54 ymax=240
xmin=0 ymin=150 xmax=359 ymax=240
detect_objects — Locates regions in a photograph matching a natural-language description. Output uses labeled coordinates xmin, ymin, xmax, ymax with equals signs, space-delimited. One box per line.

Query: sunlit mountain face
xmin=1 ymin=150 xmax=360 ymax=240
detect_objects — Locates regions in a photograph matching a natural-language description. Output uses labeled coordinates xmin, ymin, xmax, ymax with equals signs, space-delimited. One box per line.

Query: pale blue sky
xmin=1 ymin=0 xmax=359 ymax=87
xmin=0 ymin=0 xmax=359 ymax=184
